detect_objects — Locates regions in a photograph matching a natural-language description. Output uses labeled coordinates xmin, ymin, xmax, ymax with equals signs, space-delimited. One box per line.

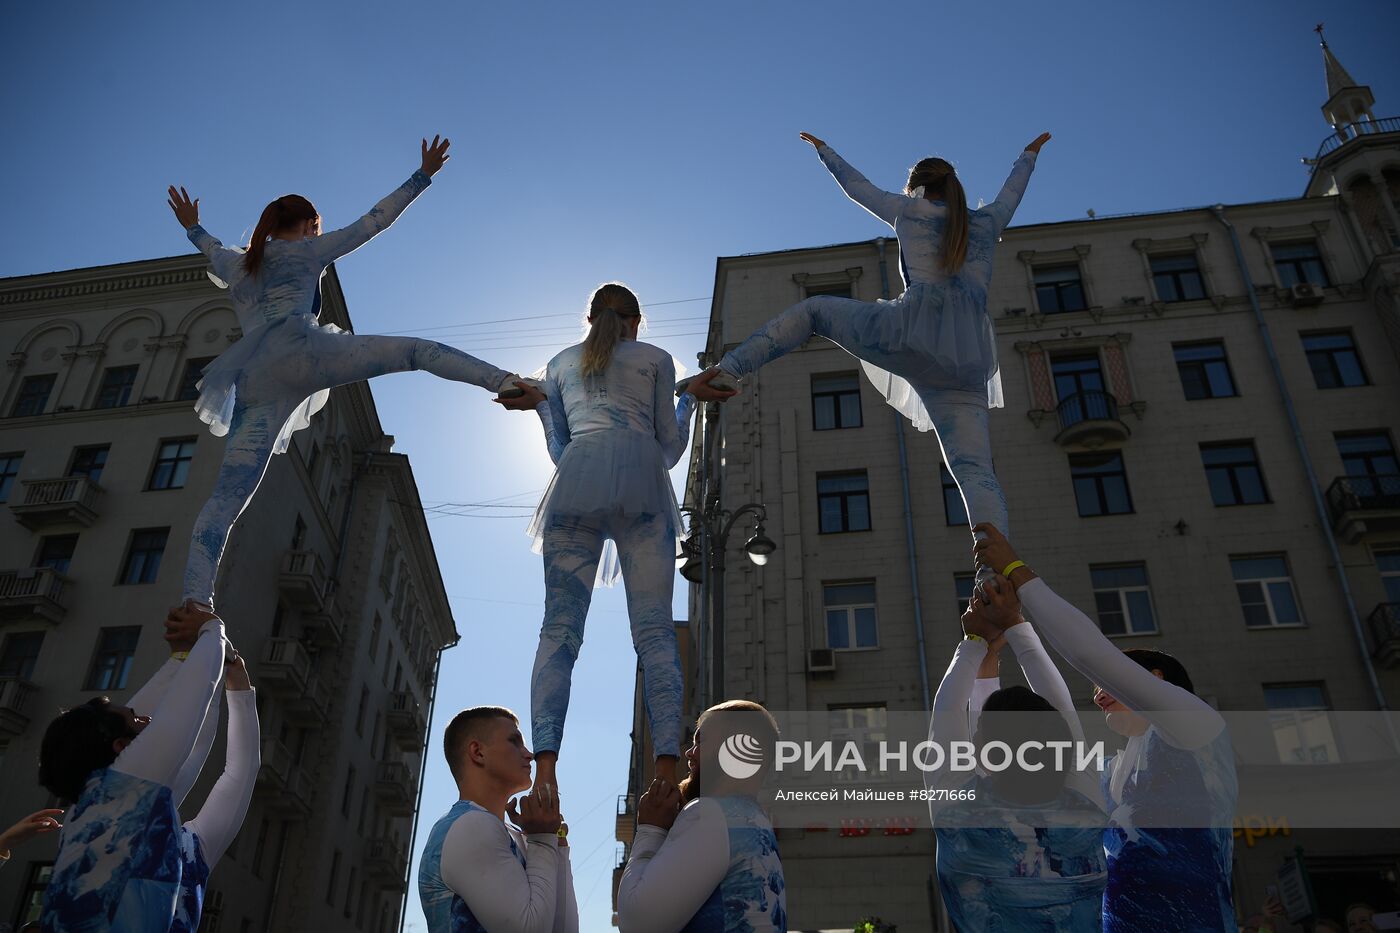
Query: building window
xmin=1200 ymin=442 xmax=1270 ymax=506
xmin=1069 ymin=451 xmax=1134 ymax=517
xmin=811 ymin=373 xmax=862 ymax=431
xmin=954 ymin=573 xmax=976 ymax=617
xmin=1263 ymin=682 xmax=1336 ymax=764
xmin=356 ymin=686 xmax=369 ymax=736
xmin=95 ymin=365 xmax=139 ymax=409
xmin=1034 ymin=264 xmax=1087 ymax=313
xmin=817 ymin=472 xmax=871 ymax=533
xmin=344 ymin=867 xmax=357 ymax=917
xmin=148 ymin=438 xmax=197 ymax=490
xmin=36 ymin=535 xmax=78 ymax=575
xmin=0 ymin=631 xmax=45 ymax=680
xmin=251 ymin=819 xmax=270 ymax=878
xmin=1271 ymin=241 xmax=1331 ymax=288
xmin=291 ymin=515 xmax=307 ymax=550
xmin=1150 ymin=253 xmax=1206 ymax=302
xmin=0 ymin=452 xmax=21 ymax=502
xmin=1377 ymin=549 xmax=1400 ymax=604
xmin=119 ymin=528 xmax=169 ymax=585
xmin=828 ymin=705 xmax=888 ymax=779
xmin=941 ymin=464 xmax=968 ymax=527
xmin=369 ymin=614 xmax=382 ymax=660
xmin=12 ymin=374 xmax=56 ymax=417
xmin=805 ymin=282 xmax=853 ymax=299
xmin=341 ymin=767 xmax=355 ymax=817
xmin=1231 ymin=555 xmax=1303 ymax=628
xmin=1090 ymin=564 xmax=1157 ymax=635
xmin=177 ymin=357 xmax=215 ymax=402
xmin=68 ymin=445 xmax=110 ymax=485
xmin=1173 ymin=342 xmax=1237 ymax=400
xmin=1336 ymin=432 xmax=1398 ymax=478
xmin=85 ymin=626 xmax=141 ymax=690
xmin=823 ymin=581 xmax=878 ymax=650
xmin=325 ymin=849 xmax=341 ymax=904
xmin=1302 ymin=332 xmax=1367 ymax=389
xmin=16 ymin=863 xmax=54 ymax=929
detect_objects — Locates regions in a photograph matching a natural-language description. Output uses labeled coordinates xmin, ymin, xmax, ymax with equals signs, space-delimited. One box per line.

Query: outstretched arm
xmin=311 ymin=136 xmax=450 ymax=264
xmin=977 ymin=133 xmax=1049 ymax=236
xmin=184 ymin=658 xmax=259 ymax=868
xmin=169 ymin=186 xmax=241 ymax=285
xmin=802 ymin=134 xmax=904 ymax=227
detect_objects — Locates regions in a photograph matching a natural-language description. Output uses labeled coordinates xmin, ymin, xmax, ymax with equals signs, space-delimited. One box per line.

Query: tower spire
xmin=1315 ymin=25 xmax=1376 ymax=133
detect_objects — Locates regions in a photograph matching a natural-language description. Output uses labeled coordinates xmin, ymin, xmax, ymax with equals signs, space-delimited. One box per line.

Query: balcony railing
xmin=375 ymin=761 xmax=417 ymax=814
xmin=284 ymin=673 xmax=332 ymax=726
xmin=278 ymin=549 xmax=328 ymax=611
xmin=0 ymin=677 xmax=38 ymax=737
xmin=1369 ymin=603 xmax=1400 ymax=669
xmin=10 ymin=476 xmax=104 ymax=529
xmin=1325 ymin=475 xmax=1400 ymax=542
xmin=615 ymin=793 xmax=636 ymax=846
xmin=1315 ymin=116 xmax=1400 ymax=161
xmin=387 ymin=691 xmax=426 ymax=749
xmin=365 ymin=837 xmax=409 ymax=889
xmin=258 ymin=737 xmax=313 ymax=817
xmin=1052 ymin=390 xmax=1130 ymax=448
xmin=259 ymin=638 xmax=312 ymax=696
xmin=302 ymin=610 xmax=344 ymax=648
xmin=0 ymin=567 xmax=70 ymax=623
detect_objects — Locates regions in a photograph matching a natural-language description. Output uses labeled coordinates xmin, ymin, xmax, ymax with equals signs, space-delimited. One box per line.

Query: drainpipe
xmin=1210 ymin=206 xmax=1392 ymax=720
xmin=399 ymin=636 xmax=457 ymax=931
xmin=876 ymin=237 xmax=933 ymax=709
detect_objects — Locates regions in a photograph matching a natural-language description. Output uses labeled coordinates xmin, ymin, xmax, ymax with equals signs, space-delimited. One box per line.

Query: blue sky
xmin=3 ymin=1 xmax=1397 ymax=930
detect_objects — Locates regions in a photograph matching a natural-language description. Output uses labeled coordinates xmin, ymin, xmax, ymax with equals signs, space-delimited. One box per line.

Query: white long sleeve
xmin=1018 ymin=578 xmax=1224 ymax=749
xmin=184 ymin=688 xmax=260 ymax=868
xmin=977 ymin=150 xmax=1037 ymax=236
xmin=925 ymin=640 xmax=985 ymax=819
xmin=310 ymin=171 xmax=432 ymax=265
xmin=128 ymin=657 xmax=220 ymax=806
xmin=534 ymin=400 xmax=569 ymax=466
xmin=439 ymin=811 xmax=560 ymax=933
xmin=816 ymin=145 xmax=904 ymax=226
xmin=552 ymin=845 xmax=578 ymax=933
xmin=616 ymin=801 xmax=731 ymax=933
xmin=113 ymin=619 xmax=225 ymax=787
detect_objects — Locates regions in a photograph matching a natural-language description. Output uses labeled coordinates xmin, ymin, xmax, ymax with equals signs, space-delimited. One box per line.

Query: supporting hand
xmin=798 ymin=132 xmax=827 ymax=149
xmin=686 ymin=368 xmax=740 ymax=403
xmin=1024 ymin=132 xmax=1051 ymax=154
xmin=164 ymin=603 xmax=204 ymax=653
xmin=420 ymin=135 xmax=451 ymax=177
xmin=637 ymin=777 xmax=681 ymax=830
xmin=224 ymin=650 xmax=252 ymax=691
xmin=507 ymin=784 xmax=563 ymax=836
xmin=972 ymin=576 xmax=1024 ymax=633
xmin=166 ymin=186 xmax=200 ymax=228
xmin=492 ymin=380 xmax=547 ymax=411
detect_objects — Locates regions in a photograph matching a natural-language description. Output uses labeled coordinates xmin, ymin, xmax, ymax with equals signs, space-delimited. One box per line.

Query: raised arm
xmin=653 ymin=354 xmax=694 ymax=469
xmin=310 ymin=135 xmax=450 ymax=264
xmin=440 ymin=812 xmax=561 ymax=933
xmin=183 ymin=661 xmax=259 ymax=868
xmin=616 ymin=799 xmax=730 ymax=933
xmin=977 ymin=134 xmax=1049 ymax=236
xmin=926 ymin=637 xmax=985 ymax=815
xmin=808 ymin=137 xmax=905 ymax=227
xmin=113 ymin=614 xmax=226 ymax=788
xmin=169 ymin=186 xmax=242 ymax=285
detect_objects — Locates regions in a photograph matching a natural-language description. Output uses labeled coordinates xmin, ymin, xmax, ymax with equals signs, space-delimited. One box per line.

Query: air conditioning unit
xmin=807 ymin=648 xmax=836 ymax=674
xmin=1287 ymin=283 xmax=1325 ymax=307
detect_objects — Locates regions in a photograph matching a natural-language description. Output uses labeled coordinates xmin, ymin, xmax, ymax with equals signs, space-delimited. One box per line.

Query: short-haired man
xmin=418 ymin=706 xmax=577 ymax=932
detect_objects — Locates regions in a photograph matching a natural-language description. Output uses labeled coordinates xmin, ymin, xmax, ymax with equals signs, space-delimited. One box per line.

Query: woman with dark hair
xmin=498 ymin=283 xmax=733 ymax=797
xmin=687 ymin=131 xmax=1050 ymax=587
xmin=167 ymin=136 xmax=526 ymax=610
xmin=615 ymin=700 xmax=786 ymax=933
xmin=972 ymin=523 xmax=1238 ymax=933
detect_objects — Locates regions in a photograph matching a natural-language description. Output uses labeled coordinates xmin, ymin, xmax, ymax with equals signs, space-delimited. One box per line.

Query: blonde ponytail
xmin=579 ymin=282 xmax=642 ymax=378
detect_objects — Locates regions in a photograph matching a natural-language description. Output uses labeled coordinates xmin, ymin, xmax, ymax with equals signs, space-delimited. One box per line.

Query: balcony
xmin=278 ymin=549 xmax=328 ymax=611
xmin=1369 ymin=604 xmax=1400 ymax=669
xmin=374 ymin=761 xmax=418 ymax=815
xmin=258 ymin=638 xmax=311 ymax=696
xmin=1314 ymin=116 xmax=1400 ymax=161
xmin=283 ymin=673 xmax=332 ymax=727
xmin=365 ymin=837 xmax=409 ymax=890
xmin=301 ymin=609 xmax=343 ymax=648
xmin=615 ymin=793 xmax=636 ymax=846
xmin=9 ymin=476 xmax=103 ymax=530
xmin=0 ymin=677 xmax=38 ymax=737
xmin=257 ymin=737 xmax=313 ymax=817
xmin=387 ymin=692 xmax=426 ymax=750
xmin=1326 ymin=475 xmax=1400 ymax=543
xmin=1052 ymin=391 xmax=1131 ymax=449
xmin=0 ymin=568 xmax=69 ymax=623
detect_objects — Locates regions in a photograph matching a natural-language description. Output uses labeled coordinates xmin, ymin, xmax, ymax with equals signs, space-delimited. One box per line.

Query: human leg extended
xmin=717 ymin=294 xmax=888 ymax=379
xmin=532 ymin=514 xmax=606 ymax=790
xmin=313 ymin=333 xmax=513 ymax=392
xmin=923 ymin=387 xmax=1008 ymax=582
xmin=183 ymin=400 xmax=288 ymax=607
xmin=611 ymin=512 xmax=683 ymax=782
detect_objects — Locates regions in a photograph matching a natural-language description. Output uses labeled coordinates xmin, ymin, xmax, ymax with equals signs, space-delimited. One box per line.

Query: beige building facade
xmin=0 ymin=259 xmax=456 ymax=931
xmin=627 ymin=41 xmax=1400 ymax=932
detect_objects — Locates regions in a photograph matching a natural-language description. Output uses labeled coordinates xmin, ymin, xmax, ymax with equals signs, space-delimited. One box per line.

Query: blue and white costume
xmin=528 ymin=340 xmax=696 ymax=757
xmin=616 ymin=795 xmax=786 ymax=933
xmin=43 ymin=619 xmax=227 ymax=932
xmin=1018 ymin=579 xmax=1238 ymax=932
xmin=417 ymin=799 xmax=577 ymax=933
xmin=182 ymin=171 xmax=512 ymax=605
xmin=927 ymin=624 xmax=1106 ymax=931
xmin=718 ymin=144 xmax=1038 ymax=551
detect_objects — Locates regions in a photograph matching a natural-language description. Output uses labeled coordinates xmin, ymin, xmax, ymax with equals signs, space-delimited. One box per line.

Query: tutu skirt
xmin=194 ymin=314 xmax=346 ymax=455
xmin=527 ymin=429 xmax=683 ymax=587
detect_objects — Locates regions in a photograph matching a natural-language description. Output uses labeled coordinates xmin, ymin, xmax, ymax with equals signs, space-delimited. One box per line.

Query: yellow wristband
xmin=171 ymin=651 xmax=190 ymax=662
xmin=964 ymin=633 xmax=986 ymax=644
xmin=1000 ymin=560 xmax=1027 ymax=578
xmin=556 ymin=825 xmax=568 ymax=839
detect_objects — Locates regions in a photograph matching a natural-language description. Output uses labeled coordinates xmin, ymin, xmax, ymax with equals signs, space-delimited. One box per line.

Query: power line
xmin=444 ymin=332 xmax=706 ymax=353
xmin=379 ymin=297 xmax=712 ymax=336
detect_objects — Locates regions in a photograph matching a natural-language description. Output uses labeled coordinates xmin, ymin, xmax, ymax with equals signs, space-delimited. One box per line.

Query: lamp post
xmin=680 ymin=502 xmax=775 ymax=708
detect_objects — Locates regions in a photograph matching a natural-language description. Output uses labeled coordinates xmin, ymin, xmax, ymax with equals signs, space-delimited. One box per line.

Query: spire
xmin=1317 ymin=24 xmax=1361 ymax=99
